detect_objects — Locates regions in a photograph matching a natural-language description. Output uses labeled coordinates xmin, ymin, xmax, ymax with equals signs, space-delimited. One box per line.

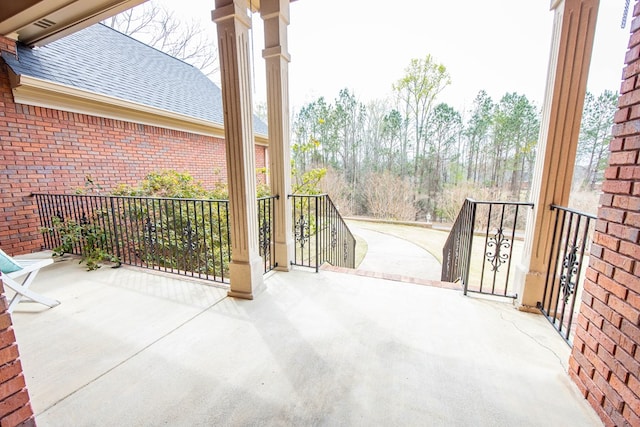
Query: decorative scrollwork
xmin=560 ymin=244 xmax=579 ymax=304
xmin=259 ymin=220 xmax=271 ymax=258
xmin=144 ymin=217 xmax=156 ymax=250
xmin=486 ymin=228 xmax=511 ymax=272
xmin=295 ymin=214 xmax=310 ymax=249
xmin=183 ymin=220 xmax=196 ymax=253
xmin=343 ymin=240 xmax=349 ymax=263
xmin=444 ymin=252 xmax=451 ymax=277
xmin=330 ymin=226 xmax=338 ymax=250
xmin=80 ymin=211 xmax=89 ymax=226
xmin=78 ymin=211 xmax=91 ymax=237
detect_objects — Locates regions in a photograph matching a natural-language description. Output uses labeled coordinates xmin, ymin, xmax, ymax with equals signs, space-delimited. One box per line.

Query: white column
xmin=515 ymin=0 xmax=599 ymax=310
xmin=213 ymin=0 xmax=264 ymax=299
xmin=261 ymin=0 xmax=294 ymax=271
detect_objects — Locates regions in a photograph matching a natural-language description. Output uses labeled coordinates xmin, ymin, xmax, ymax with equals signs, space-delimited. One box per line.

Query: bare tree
xmin=393 ymin=55 xmax=451 ymax=180
xmin=103 ymin=1 xmax=218 ymax=76
xmin=362 ymin=171 xmax=417 ymax=221
xmin=576 ymin=90 xmax=618 ymax=190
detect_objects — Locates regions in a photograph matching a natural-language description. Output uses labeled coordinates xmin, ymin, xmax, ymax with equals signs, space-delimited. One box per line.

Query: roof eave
xmin=0 ymin=0 xmax=149 ymax=46
xmin=8 ymin=71 xmax=269 ymax=145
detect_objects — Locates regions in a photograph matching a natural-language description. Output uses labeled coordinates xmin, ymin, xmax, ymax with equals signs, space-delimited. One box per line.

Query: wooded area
xmin=292 ymin=56 xmax=618 ymax=222
xmin=104 ymin=0 xmax=617 ymax=222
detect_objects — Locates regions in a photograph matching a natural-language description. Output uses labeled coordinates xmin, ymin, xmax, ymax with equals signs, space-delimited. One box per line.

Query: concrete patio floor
xmin=8 ymin=254 xmax=601 ymax=426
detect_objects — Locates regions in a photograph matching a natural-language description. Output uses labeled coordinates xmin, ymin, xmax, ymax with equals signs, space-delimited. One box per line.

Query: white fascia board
xmin=9 ymin=73 xmax=269 ymax=145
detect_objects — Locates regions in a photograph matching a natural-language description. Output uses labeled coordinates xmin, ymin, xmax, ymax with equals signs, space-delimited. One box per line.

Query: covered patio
xmin=2 ymin=0 xmax=639 ymax=425
xmin=10 ymin=253 xmax=600 ymax=426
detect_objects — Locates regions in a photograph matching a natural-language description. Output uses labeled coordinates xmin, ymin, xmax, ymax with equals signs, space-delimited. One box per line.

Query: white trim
xmin=8 ymin=72 xmax=269 ymax=145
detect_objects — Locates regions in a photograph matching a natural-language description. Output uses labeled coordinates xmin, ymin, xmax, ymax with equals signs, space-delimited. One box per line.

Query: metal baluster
xmin=463 ymin=201 xmax=477 ymax=295
xmin=206 ymin=201 xmax=214 ymax=280
xmin=490 ymin=204 xmax=507 ymax=295
xmin=504 ymin=204 xmax=519 ymax=296
xmin=552 ymin=210 xmax=571 ymax=327
xmin=479 ymin=203 xmax=492 ymax=293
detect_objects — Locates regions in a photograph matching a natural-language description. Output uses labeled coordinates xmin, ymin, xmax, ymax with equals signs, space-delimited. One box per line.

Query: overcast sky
xmin=166 ymin=0 xmax=631 ymax=113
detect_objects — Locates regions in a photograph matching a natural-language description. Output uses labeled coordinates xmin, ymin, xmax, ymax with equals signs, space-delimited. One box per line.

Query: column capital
xmin=260 ymin=0 xmax=290 ymax=21
xmin=212 ymin=1 xmax=251 ymax=28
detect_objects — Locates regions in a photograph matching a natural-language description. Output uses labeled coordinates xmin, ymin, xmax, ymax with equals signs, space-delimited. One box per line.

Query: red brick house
xmin=0 ymin=0 xmax=639 ymax=426
xmin=0 ymin=23 xmax=268 ymax=256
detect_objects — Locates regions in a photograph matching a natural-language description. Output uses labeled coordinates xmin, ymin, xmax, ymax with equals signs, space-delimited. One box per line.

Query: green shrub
xmin=44 ymin=215 xmax=120 ymax=271
xmin=116 ymin=197 xmax=231 ymax=278
xmin=112 ymin=170 xmax=213 ymax=199
xmin=48 ymin=170 xmax=275 ymax=277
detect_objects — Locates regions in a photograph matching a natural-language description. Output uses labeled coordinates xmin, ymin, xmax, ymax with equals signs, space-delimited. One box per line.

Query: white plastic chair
xmin=3 ymin=257 xmax=60 ymax=313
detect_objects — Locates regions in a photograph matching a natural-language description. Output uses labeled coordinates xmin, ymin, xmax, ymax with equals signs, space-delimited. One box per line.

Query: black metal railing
xmin=442 ymin=198 xmax=534 ymax=297
xmin=290 ymin=194 xmax=355 ymax=271
xmin=442 ymin=199 xmax=476 ymax=290
xmin=258 ymin=195 xmax=277 ymax=274
xmin=35 ymin=193 xmax=278 ymax=283
xmin=540 ymin=205 xmax=596 ymax=344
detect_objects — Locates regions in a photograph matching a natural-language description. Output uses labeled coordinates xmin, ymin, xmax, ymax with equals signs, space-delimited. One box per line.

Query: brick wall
xmin=0 ymin=37 xmax=15 ymax=57
xmin=0 ymin=38 xmax=267 ymax=256
xmin=568 ymin=2 xmax=640 ymax=426
xmin=0 ymin=277 xmax=35 ymax=427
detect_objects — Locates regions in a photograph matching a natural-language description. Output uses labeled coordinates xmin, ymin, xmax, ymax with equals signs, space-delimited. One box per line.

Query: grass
xmin=353 ymin=234 xmax=368 ymax=268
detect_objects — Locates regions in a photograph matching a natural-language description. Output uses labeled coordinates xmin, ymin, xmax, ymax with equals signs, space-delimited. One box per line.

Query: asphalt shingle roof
xmin=2 ymin=23 xmax=268 ymax=136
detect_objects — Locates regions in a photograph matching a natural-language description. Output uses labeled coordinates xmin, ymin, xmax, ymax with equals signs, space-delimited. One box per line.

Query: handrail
xmin=470 ymin=199 xmax=537 ymax=206
xmin=35 ymin=193 xmax=232 ymax=203
xmin=549 ymin=204 xmax=597 ymax=218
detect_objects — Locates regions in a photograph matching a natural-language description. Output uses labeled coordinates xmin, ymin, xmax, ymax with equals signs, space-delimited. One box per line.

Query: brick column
xmin=213 ymin=0 xmax=265 ymax=299
xmin=261 ymin=0 xmax=293 ymax=271
xmin=0 ymin=36 xmax=36 ymax=426
xmin=0 ymin=276 xmax=36 ymax=427
xmin=515 ymin=0 xmax=599 ymax=310
xmin=568 ymin=2 xmax=640 ymax=425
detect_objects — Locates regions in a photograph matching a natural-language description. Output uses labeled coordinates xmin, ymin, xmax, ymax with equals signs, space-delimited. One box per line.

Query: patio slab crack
xmin=484 ymin=302 xmax=570 ymax=371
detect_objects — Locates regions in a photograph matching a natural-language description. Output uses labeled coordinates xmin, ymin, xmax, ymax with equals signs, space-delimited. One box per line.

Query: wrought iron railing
xmin=539 ymin=205 xmax=596 ymax=344
xmin=35 ymin=193 xmax=278 ymax=283
xmin=257 ymin=195 xmax=277 ymax=274
xmin=289 ymin=194 xmax=355 ymax=271
xmin=442 ymin=198 xmax=534 ymax=297
xmin=442 ymin=199 xmax=476 ymax=289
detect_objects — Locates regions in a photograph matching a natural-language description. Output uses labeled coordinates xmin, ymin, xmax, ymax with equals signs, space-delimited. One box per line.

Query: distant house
xmin=0 ymin=24 xmax=268 ymax=254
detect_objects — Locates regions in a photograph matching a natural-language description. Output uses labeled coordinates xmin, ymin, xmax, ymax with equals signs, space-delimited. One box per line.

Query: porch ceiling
xmin=0 ymin=0 xmax=147 ymax=46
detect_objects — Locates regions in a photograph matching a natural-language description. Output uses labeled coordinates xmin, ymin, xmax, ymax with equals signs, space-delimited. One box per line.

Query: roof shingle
xmin=2 ymin=23 xmax=268 ymax=136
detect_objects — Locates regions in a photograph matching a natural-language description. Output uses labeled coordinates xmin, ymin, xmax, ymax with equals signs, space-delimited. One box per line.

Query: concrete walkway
xmin=348 ymin=221 xmax=442 ymax=281
xmin=9 ymin=255 xmax=601 ymax=426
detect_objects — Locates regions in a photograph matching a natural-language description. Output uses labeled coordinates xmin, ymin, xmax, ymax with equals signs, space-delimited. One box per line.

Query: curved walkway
xmin=338 ymin=220 xmax=444 ymax=283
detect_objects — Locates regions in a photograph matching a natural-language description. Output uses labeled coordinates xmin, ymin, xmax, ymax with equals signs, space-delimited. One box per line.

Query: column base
xmin=227 ymin=254 xmax=265 ymax=300
xmin=273 ymin=239 xmax=293 ymax=272
xmin=514 ymin=263 xmax=546 ymax=313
